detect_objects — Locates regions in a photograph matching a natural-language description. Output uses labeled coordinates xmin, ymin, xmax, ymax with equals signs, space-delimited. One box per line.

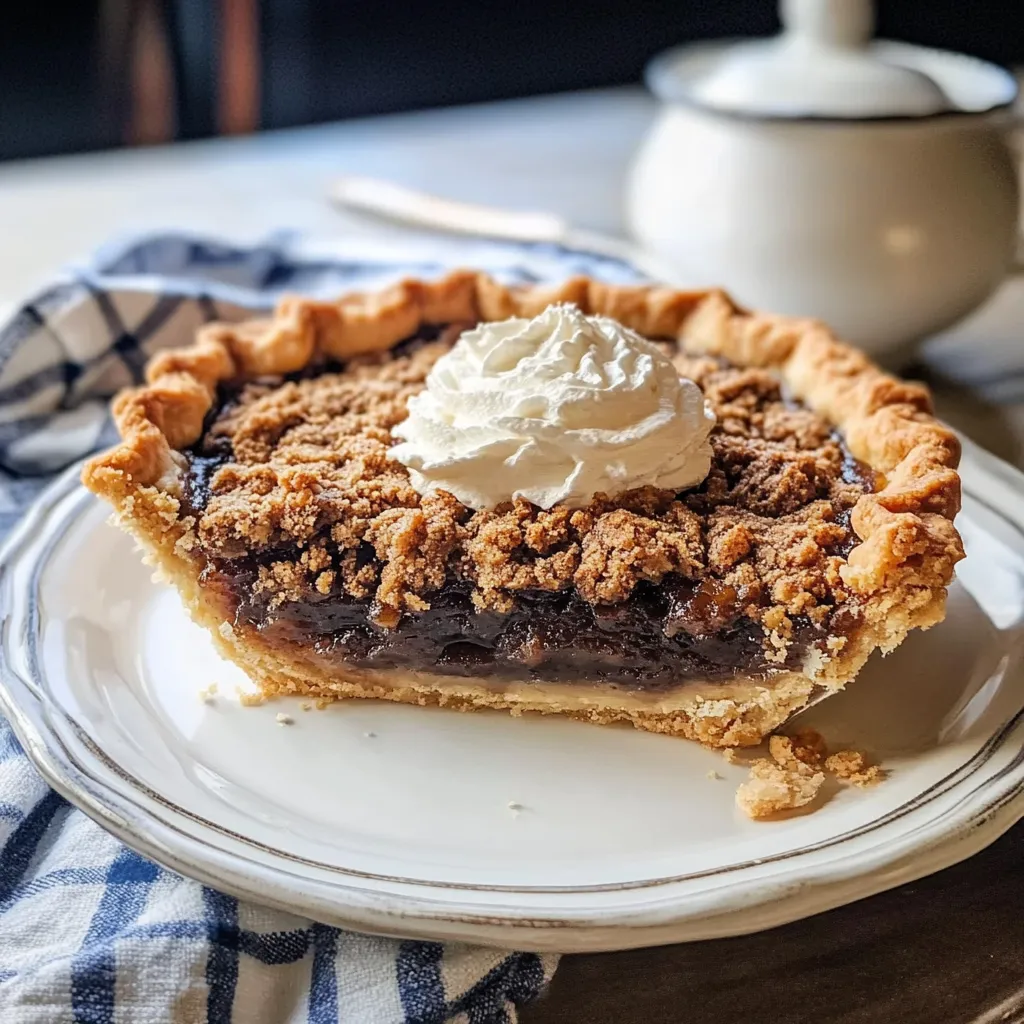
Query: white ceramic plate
xmin=2 ymin=439 xmax=1024 ymax=953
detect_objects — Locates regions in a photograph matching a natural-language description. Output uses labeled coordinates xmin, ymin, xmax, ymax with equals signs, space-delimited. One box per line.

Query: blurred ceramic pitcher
xmin=627 ymin=0 xmax=1021 ymax=359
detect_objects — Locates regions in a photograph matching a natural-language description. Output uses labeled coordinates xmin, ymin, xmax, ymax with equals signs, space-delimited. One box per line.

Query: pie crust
xmin=82 ymin=272 xmax=964 ymax=746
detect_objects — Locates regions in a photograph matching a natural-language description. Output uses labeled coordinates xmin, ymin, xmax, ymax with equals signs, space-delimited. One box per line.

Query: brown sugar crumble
xmin=769 ymin=729 xmax=828 ymax=771
xmin=737 ymin=728 xmax=883 ymax=819
xmin=826 ymin=750 xmax=884 ymax=788
xmin=178 ymin=327 xmax=874 ymax=667
xmin=735 ymin=757 xmax=825 ymax=819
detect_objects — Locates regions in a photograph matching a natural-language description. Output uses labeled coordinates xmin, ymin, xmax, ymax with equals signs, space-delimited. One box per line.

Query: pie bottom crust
xmin=139 ymin=518 xmax=937 ymax=747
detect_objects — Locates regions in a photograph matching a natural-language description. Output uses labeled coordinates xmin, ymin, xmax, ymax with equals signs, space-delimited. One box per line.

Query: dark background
xmin=3 ymin=0 xmax=1023 ymax=162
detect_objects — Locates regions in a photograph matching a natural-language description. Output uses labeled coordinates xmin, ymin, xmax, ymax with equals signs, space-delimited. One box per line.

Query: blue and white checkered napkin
xmin=0 ymin=233 xmax=645 ymax=1023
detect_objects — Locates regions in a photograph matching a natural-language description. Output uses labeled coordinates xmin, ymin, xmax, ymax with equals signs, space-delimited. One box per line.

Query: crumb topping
xmin=183 ymin=329 xmax=873 ymax=641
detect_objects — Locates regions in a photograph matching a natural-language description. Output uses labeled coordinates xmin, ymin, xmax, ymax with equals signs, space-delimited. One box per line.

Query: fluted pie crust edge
xmin=82 ymin=272 xmax=964 ymax=747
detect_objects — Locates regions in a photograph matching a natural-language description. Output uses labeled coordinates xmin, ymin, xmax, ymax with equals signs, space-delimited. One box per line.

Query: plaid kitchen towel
xmin=0 ymin=232 xmax=644 ymax=1023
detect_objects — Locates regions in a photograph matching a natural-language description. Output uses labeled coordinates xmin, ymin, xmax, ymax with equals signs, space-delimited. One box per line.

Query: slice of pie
xmin=82 ymin=273 xmax=964 ymax=747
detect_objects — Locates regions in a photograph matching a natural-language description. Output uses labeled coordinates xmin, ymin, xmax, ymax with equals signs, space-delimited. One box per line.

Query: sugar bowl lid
xmin=647 ymin=0 xmax=1017 ymax=120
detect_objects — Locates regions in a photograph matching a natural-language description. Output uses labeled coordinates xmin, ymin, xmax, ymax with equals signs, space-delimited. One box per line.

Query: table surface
xmin=3 ymin=85 xmax=1024 ymax=1024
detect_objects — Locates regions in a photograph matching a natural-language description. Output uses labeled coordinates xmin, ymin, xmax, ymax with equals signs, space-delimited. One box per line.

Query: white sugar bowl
xmin=626 ymin=0 xmax=1020 ymax=359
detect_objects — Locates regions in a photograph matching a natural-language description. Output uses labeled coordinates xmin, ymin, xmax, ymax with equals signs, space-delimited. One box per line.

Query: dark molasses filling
xmin=179 ymin=325 xmax=875 ymax=691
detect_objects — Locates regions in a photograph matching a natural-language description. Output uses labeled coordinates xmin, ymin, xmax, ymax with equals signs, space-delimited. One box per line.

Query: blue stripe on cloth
xmin=129 ymin=294 xmax=188 ymax=355
xmin=238 ymin=928 xmax=310 ymax=965
xmin=196 ymin=293 xmax=219 ymax=322
xmin=0 ymin=726 xmax=22 ymax=763
xmin=397 ymin=941 xmax=447 ymax=1024
xmin=0 ymin=867 xmax=111 ymax=915
xmin=203 ymin=887 xmax=240 ymax=1023
xmin=0 ymin=362 xmax=80 ymax=407
xmin=253 ymin=246 xmax=295 ymax=290
xmin=462 ymin=954 xmax=547 ymax=1024
xmin=469 ymin=1001 xmax=509 ymax=1024
xmin=110 ymin=332 xmax=148 ymax=381
xmin=100 ymin=919 xmax=208 ymax=942
xmin=81 ymin=283 xmax=127 ymax=344
xmin=307 ymin=924 xmax=339 ymax=1024
xmin=76 ymin=283 xmax=150 ymax=382
xmin=0 ymin=789 xmax=66 ymax=904
xmin=70 ymin=847 xmax=160 ymax=1024
xmin=0 ymin=305 xmax=45 ymax=376
xmin=404 ymin=950 xmax=550 ymax=1024
xmin=503 ymin=952 xmax=547 ymax=1009
xmin=0 ymin=412 xmax=56 ymax=450
xmin=0 ymin=802 xmax=22 ymax=822
xmin=466 ymin=967 xmax=511 ymax=1024
xmin=460 ymin=960 xmax=519 ymax=1024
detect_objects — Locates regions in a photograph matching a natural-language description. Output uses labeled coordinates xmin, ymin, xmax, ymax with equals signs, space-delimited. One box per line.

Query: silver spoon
xmin=328 ymin=176 xmax=678 ymax=282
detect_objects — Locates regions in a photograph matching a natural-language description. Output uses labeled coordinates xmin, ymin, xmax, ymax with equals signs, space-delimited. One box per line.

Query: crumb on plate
xmin=769 ymin=730 xmax=828 ymax=771
xmin=735 ymin=758 xmax=824 ymax=819
xmin=737 ymin=728 xmax=882 ymax=819
xmin=826 ymin=750 xmax=884 ymax=787
xmin=275 ymin=713 xmax=294 ymax=726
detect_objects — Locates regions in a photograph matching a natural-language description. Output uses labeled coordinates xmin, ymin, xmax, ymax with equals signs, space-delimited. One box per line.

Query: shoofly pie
xmin=83 ymin=274 xmax=963 ymax=747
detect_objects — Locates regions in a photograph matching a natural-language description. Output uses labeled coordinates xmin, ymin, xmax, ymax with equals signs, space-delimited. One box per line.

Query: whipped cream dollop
xmin=390 ymin=304 xmax=716 ymax=510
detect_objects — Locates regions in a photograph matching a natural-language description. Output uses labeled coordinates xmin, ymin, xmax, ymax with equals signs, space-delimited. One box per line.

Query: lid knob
xmin=780 ymin=0 xmax=874 ymax=50
xmin=647 ymin=0 xmax=1015 ymax=119
xmin=678 ymin=0 xmax=950 ymax=118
